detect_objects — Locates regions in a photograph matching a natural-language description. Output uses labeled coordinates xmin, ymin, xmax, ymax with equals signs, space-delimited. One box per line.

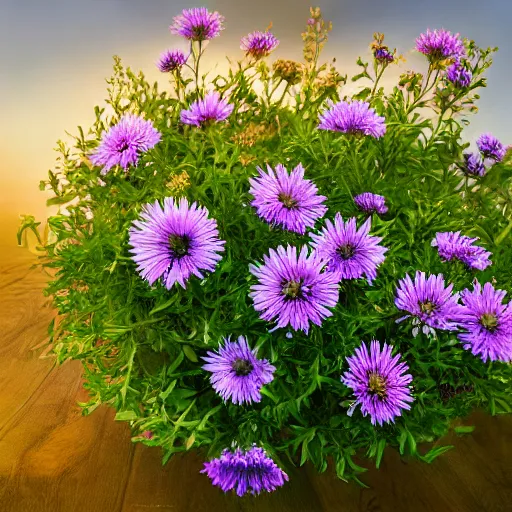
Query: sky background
xmin=1 ymin=0 xmax=511 ymax=246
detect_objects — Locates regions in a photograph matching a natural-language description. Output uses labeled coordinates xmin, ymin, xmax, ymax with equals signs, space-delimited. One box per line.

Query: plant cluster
xmin=19 ymin=6 xmax=512 ymax=496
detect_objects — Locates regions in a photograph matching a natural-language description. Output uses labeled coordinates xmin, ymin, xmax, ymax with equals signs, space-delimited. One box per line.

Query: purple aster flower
xmin=477 ymin=133 xmax=506 ymax=162
xmin=169 ymin=7 xmax=224 ymax=41
xmin=201 ymin=446 xmax=288 ymax=496
xmin=415 ymin=29 xmax=466 ymax=61
xmin=90 ymin=114 xmax=161 ymax=175
xmin=354 ymin=193 xmax=388 ymax=215
xmin=248 ymin=163 xmax=327 ymax=234
xmin=241 ymin=31 xmax=279 ymax=59
xmin=458 ymin=282 xmax=512 ymax=363
xmin=459 ymin=152 xmax=486 ymax=177
xmin=156 ymin=49 xmax=187 ymax=73
xmin=318 ymin=100 xmax=386 ymax=138
xmin=432 ymin=231 xmax=492 ymax=271
xmin=341 ymin=340 xmax=414 ymax=426
xmin=249 ymin=245 xmax=339 ymax=334
xmin=129 ymin=197 xmax=225 ymax=289
xmin=446 ymin=60 xmax=472 ymax=87
xmin=202 ymin=336 xmax=275 ymax=405
xmin=395 ymin=271 xmax=465 ymax=335
xmin=374 ymin=48 xmax=394 ymax=63
xmin=180 ymin=91 xmax=234 ymax=127
xmin=310 ymin=215 xmax=388 ymax=285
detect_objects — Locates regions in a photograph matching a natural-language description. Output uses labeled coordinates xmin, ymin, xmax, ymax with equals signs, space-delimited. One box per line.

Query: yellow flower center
xmin=368 ymin=372 xmax=387 ymax=399
xmin=282 ymin=280 xmax=302 ymax=299
xmin=480 ymin=313 xmax=498 ymax=332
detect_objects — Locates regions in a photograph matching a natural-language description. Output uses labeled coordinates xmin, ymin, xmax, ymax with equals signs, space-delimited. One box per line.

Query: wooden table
xmin=1 ymin=247 xmax=511 ymax=512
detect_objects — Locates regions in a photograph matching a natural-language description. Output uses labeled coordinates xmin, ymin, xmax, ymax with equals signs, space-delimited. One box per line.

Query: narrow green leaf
xmin=46 ymin=193 xmax=77 ymax=206
xmin=454 ymin=426 xmax=475 ymax=435
xmin=420 ymin=445 xmax=454 ymax=463
xmin=115 ymin=410 xmax=137 ymax=421
xmin=375 ymin=439 xmax=386 ymax=469
xmin=159 ymin=380 xmax=177 ymax=401
xmin=183 ymin=345 xmax=198 ymax=362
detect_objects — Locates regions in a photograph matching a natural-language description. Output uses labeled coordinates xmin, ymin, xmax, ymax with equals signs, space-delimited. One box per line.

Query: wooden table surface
xmin=1 ymin=247 xmax=511 ymax=512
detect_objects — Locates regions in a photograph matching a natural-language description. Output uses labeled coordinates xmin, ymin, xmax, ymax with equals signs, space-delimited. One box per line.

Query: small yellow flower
xmin=167 ymin=171 xmax=191 ymax=194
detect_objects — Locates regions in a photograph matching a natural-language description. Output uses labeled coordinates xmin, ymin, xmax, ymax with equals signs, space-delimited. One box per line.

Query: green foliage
xmin=20 ymin=8 xmax=512 ymax=485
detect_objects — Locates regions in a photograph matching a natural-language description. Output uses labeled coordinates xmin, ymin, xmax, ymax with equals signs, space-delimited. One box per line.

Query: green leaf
xmin=197 ymin=404 xmax=222 ymax=431
xmin=115 ymin=410 xmax=138 ymax=421
xmin=299 ymin=428 xmax=316 ymax=466
xmin=353 ymin=87 xmax=372 ymax=101
xmin=260 ymin=387 xmax=279 ymax=403
xmin=375 ymin=439 xmax=386 ymax=469
xmin=172 ymin=398 xmax=197 ymax=427
xmin=420 ymin=445 xmax=454 ymax=464
xmin=159 ymin=380 xmax=177 ymax=401
xmin=182 ymin=345 xmax=198 ymax=362
xmin=46 ymin=193 xmax=77 ymax=206
xmin=454 ymin=426 xmax=475 ymax=435
xmin=407 ymin=431 xmax=417 ymax=455
xmin=167 ymin=352 xmax=185 ymax=375
xmin=494 ymin=397 xmax=512 ymax=413
xmin=345 ymin=453 xmax=368 ymax=473
xmin=185 ymin=434 xmax=196 ymax=450
xmin=149 ymin=294 xmax=180 ymax=315
xmin=17 ymin=215 xmax=43 ymax=246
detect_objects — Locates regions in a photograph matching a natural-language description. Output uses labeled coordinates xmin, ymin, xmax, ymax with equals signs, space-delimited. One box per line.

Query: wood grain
xmin=1 ymin=247 xmax=511 ymax=512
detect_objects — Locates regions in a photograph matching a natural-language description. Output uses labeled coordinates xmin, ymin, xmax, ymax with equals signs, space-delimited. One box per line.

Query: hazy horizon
xmin=1 ymin=0 xmax=511 ymax=246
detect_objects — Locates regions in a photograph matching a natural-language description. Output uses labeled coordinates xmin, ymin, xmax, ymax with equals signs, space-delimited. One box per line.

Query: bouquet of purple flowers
xmin=19 ymin=6 xmax=512 ymax=497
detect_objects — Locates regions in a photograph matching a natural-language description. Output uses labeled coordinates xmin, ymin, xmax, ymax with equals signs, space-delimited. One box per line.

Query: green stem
xmin=266 ymin=78 xmax=284 ymax=106
xmin=349 ymin=139 xmax=363 ymax=191
xmin=426 ymin=97 xmax=458 ymax=150
xmin=309 ymin=31 xmax=321 ymax=86
xmin=192 ymin=40 xmax=204 ymax=95
xmin=495 ymin=217 xmax=512 ymax=246
xmin=222 ymin=62 xmax=255 ymax=93
xmin=340 ymin=173 xmax=354 ymax=200
xmin=406 ymin=68 xmax=439 ymax=115
xmin=105 ymin=317 xmax=168 ymax=331
xmin=120 ymin=342 xmax=136 ymax=405
xmin=173 ymin=69 xmax=182 ymax=102
xmin=275 ymin=81 xmax=291 ymax=107
xmin=371 ymin=65 xmax=386 ymax=96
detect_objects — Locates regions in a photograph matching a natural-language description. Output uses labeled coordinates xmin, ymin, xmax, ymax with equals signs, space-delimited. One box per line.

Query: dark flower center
xmin=346 ymin=129 xmax=365 ymax=139
xmin=232 ymin=358 xmax=254 ymax=376
xmin=282 ymin=279 xmax=302 ymax=299
xmin=192 ymin=25 xmax=208 ymax=39
xmin=428 ymin=50 xmax=444 ymax=61
xmin=118 ymin=138 xmax=130 ymax=153
xmin=367 ymin=372 xmax=387 ymax=399
xmin=169 ymin=234 xmax=191 ymax=258
xmin=277 ymin=192 xmax=299 ymax=210
xmin=337 ymin=243 xmax=356 ymax=260
xmin=419 ymin=301 xmax=437 ymax=315
xmin=480 ymin=313 xmax=498 ymax=332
